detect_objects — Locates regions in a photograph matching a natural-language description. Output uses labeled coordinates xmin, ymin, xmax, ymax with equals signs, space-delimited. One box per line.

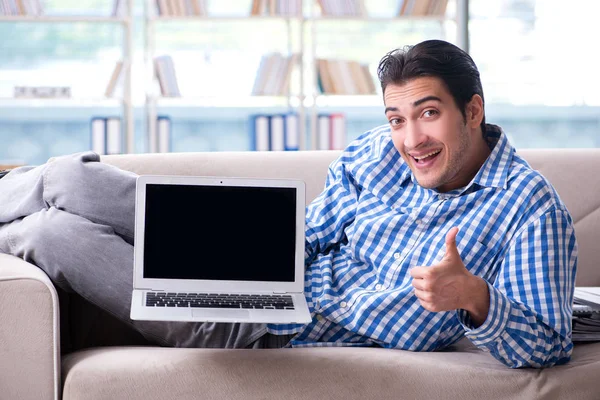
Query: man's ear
xmin=466 ymin=94 xmax=484 ymax=128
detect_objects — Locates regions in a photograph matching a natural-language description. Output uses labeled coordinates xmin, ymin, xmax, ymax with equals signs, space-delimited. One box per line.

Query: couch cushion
xmin=62 ymin=339 xmax=600 ymax=400
xmin=518 ymin=149 xmax=600 ymax=286
xmin=102 ymin=151 xmax=339 ymax=206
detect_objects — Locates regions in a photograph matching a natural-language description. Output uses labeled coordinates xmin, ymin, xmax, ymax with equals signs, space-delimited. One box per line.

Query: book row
xmin=397 ymin=0 xmax=448 ymax=16
xmin=90 ymin=113 xmax=348 ymax=153
xmin=148 ymin=54 xmax=376 ymax=99
xmin=252 ymin=53 xmax=298 ymax=96
xmin=155 ymin=0 xmax=207 ymax=17
xmin=0 ymin=0 xmax=42 ymax=16
xmin=90 ymin=116 xmax=172 ymax=155
xmin=250 ymin=0 xmax=302 ymax=17
xmin=317 ymin=59 xmax=376 ymax=95
xmin=249 ymin=113 xmax=300 ymax=152
xmin=316 ymin=113 xmax=346 ymax=150
xmin=249 ymin=112 xmax=346 ymax=152
xmin=0 ymin=0 xmax=448 ymax=18
xmin=316 ymin=0 xmax=366 ymax=17
xmin=0 ymin=0 xmax=128 ymax=16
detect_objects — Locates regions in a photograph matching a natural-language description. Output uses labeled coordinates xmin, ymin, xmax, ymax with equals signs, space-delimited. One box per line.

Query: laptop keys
xmin=146 ymin=292 xmax=295 ymax=309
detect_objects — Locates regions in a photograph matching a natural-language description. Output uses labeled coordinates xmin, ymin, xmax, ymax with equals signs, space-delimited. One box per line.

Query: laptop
xmin=130 ymin=175 xmax=312 ymax=324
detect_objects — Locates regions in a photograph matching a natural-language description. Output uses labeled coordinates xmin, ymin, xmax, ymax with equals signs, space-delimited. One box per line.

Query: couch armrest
xmin=0 ymin=254 xmax=60 ymax=400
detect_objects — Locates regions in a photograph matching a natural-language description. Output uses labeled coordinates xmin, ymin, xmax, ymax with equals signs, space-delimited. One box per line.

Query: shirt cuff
xmin=456 ymin=281 xmax=512 ymax=346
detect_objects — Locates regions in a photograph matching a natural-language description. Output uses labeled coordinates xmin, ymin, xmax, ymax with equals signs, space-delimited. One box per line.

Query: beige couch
xmin=2 ymin=149 xmax=600 ymax=400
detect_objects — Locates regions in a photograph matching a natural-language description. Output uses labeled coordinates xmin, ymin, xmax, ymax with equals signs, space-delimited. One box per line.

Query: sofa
xmin=1 ymin=149 xmax=600 ymax=400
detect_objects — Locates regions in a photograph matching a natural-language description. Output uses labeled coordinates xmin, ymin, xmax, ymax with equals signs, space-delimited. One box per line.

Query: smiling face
xmin=384 ymin=76 xmax=488 ymax=193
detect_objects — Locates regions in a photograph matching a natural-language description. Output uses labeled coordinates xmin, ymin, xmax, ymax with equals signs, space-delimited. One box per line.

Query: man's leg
xmin=0 ymin=151 xmax=136 ymax=243
xmin=0 ymin=152 xmax=268 ymax=348
xmin=0 ymin=207 xmax=267 ymax=348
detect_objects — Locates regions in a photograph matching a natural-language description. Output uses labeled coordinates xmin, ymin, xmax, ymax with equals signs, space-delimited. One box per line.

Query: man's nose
xmin=404 ymin=122 xmax=427 ymax=150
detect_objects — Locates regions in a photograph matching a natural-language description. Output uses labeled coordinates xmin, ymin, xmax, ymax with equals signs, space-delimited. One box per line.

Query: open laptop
xmin=130 ymin=175 xmax=311 ymax=324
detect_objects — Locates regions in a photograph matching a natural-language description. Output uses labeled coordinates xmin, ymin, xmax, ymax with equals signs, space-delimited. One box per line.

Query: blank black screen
xmin=143 ymin=184 xmax=297 ymax=282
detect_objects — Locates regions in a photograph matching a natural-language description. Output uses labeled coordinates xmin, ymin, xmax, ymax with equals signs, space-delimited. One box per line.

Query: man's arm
xmin=460 ymin=209 xmax=577 ymax=368
xmin=411 ymin=210 xmax=577 ymax=368
xmin=304 ymin=158 xmax=360 ymax=265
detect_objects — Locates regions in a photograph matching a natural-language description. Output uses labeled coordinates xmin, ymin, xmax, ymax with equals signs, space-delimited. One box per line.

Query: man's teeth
xmin=413 ymin=150 xmax=441 ymax=160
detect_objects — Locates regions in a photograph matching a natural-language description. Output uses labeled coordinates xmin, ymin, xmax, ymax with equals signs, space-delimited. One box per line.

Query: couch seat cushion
xmin=62 ymin=339 xmax=600 ymax=400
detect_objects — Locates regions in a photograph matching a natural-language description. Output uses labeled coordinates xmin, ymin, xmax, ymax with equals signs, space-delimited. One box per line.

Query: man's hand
xmin=409 ymin=227 xmax=490 ymax=327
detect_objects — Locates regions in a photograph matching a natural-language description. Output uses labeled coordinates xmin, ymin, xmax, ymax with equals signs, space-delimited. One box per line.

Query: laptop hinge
xmin=273 ymin=292 xmax=288 ymax=295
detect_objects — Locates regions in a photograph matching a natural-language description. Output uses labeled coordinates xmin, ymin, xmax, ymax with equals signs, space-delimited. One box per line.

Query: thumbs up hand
xmin=410 ymin=227 xmax=489 ymax=321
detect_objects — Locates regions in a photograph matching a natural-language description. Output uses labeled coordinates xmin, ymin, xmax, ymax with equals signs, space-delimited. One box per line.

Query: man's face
xmin=384 ymin=77 xmax=481 ymax=193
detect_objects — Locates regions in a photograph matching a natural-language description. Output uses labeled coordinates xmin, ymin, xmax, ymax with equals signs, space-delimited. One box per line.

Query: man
xmin=0 ymin=40 xmax=576 ymax=367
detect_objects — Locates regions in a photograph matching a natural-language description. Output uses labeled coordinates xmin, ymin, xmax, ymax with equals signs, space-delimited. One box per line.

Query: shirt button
xmin=375 ymin=284 xmax=382 ymax=290
xmin=316 ymin=314 xmax=323 ymax=321
xmin=394 ymin=253 xmax=401 ymax=259
xmin=415 ymin=219 xmax=422 ymax=225
xmin=340 ymin=301 xmax=347 ymax=308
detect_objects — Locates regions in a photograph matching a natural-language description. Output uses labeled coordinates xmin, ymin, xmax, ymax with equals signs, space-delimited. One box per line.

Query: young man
xmin=0 ymin=40 xmax=576 ymax=368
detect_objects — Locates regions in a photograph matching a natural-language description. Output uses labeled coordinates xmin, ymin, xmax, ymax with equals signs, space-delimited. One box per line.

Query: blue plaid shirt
xmin=268 ymin=124 xmax=577 ymax=368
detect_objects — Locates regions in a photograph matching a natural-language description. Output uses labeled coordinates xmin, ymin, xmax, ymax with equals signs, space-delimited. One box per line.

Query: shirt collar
xmin=470 ymin=123 xmax=514 ymax=190
xmin=402 ymin=124 xmax=514 ymax=194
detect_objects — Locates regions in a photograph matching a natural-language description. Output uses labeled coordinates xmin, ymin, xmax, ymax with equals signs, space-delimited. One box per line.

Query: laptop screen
xmin=143 ymin=183 xmax=297 ymax=282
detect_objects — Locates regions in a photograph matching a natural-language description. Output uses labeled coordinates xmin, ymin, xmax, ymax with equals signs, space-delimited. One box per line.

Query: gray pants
xmin=0 ymin=152 xmax=289 ymax=349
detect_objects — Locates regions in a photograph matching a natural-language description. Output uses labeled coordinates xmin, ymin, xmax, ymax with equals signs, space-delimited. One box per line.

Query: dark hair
xmin=377 ymin=40 xmax=486 ymax=134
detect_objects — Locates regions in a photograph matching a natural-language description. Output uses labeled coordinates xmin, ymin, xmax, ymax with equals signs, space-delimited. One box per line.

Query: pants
xmin=0 ymin=152 xmax=289 ymax=349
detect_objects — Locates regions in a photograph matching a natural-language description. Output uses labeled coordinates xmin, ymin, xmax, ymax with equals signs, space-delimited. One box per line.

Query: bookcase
xmin=143 ymin=0 xmax=468 ymax=152
xmin=0 ymin=0 xmax=135 ymax=153
xmin=0 ymin=0 xmax=468 ymax=157
xmin=143 ymin=0 xmax=306 ymax=152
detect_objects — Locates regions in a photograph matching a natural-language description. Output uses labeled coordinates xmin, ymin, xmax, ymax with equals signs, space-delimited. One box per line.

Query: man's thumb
xmin=443 ymin=227 xmax=460 ymax=261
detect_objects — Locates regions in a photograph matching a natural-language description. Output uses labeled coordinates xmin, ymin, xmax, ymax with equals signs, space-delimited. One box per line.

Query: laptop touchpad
xmin=192 ymin=309 xmax=250 ymax=320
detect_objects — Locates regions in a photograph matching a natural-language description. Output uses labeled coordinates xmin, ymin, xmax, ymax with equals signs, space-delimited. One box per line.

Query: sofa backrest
xmin=103 ymin=148 xmax=599 ymax=286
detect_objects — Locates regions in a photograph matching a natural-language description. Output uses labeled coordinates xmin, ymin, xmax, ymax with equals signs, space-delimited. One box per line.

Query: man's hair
xmin=377 ymin=39 xmax=486 ymax=134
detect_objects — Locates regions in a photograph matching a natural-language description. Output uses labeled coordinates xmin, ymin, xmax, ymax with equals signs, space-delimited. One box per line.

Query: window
xmin=470 ymin=0 xmax=600 ymax=148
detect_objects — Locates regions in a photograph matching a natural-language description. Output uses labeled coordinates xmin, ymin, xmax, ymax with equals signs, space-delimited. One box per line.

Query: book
xmin=90 ymin=117 xmax=107 ymax=155
xmin=249 ymin=115 xmax=270 ymax=151
xmin=270 ymin=115 xmax=285 ymax=151
xmin=104 ymin=60 xmax=128 ymax=98
xmin=148 ymin=115 xmax=172 ymax=153
xmin=283 ymin=112 xmax=299 ymax=151
xmin=317 ymin=114 xmax=331 ymax=150
xmin=111 ymin=0 xmax=127 ymax=17
xmin=329 ymin=113 xmax=346 ymax=150
xmin=157 ymin=116 xmax=172 ymax=153
xmin=90 ymin=117 xmax=122 ymax=155
xmin=106 ymin=117 xmax=123 ymax=155
xmin=154 ymin=55 xmax=181 ymax=97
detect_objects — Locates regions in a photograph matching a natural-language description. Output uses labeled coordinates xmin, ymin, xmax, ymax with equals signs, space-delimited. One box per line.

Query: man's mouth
xmin=412 ymin=149 xmax=442 ymax=164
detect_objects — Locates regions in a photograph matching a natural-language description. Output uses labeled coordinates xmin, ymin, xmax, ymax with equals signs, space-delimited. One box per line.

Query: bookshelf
xmin=143 ymin=0 xmax=306 ymax=152
xmin=0 ymin=0 xmax=135 ymax=153
xmin=143 ymin=0 xmax=467 ymax=152
xmin=304 ymin=0 xmax=465 ymax=149
xmin=1 ymin=0 xmax=469 ymax=156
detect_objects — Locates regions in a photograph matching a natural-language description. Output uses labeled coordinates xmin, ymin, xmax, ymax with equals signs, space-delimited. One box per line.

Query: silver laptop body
xmin=130 ymin=175 xmax=311 ymax=324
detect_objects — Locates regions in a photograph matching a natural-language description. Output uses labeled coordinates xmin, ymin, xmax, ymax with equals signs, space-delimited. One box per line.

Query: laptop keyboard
xmin=146 ymin=292 xmax=295 ymax=310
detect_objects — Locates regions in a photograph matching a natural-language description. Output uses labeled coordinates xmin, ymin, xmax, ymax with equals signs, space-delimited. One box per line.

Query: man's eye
xmin=389 ymin=118 xmax=402 ymax=126
xmin=423 ymin=110 xmax=438 ymax=117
